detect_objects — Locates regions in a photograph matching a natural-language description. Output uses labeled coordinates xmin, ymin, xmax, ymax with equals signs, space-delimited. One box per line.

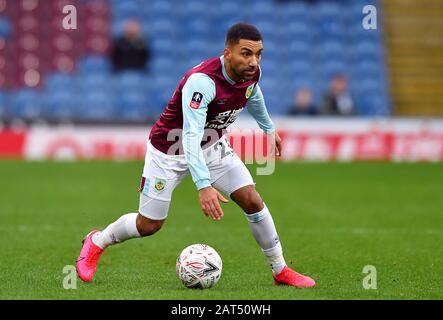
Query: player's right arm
xmin=182 ymin=73 xmax=228 ymax=221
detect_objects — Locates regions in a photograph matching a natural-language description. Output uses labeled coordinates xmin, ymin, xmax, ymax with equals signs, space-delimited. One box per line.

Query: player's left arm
xmin=246 ymin=84 xmax=282 ymax=156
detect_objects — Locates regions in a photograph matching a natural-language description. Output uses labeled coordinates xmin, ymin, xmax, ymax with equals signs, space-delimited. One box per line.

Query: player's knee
xmin=245 ymin=196 xmax=264 ymax=214
xmin=236 ymin=186 xmax=264 ymax=214
xmin=136 ymin=214 xmax=164 ymax=237
xmin=138 ymin=220 xmax=163 ymax=237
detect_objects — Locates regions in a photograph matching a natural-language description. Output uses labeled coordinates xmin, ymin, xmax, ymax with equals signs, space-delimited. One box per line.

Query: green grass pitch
xmin=1 ymin=161 xmax=442 ymax=299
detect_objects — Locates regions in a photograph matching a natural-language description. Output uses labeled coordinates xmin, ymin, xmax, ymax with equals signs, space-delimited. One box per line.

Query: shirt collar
xmin=220 ymin=56 xmax=236 ymax=85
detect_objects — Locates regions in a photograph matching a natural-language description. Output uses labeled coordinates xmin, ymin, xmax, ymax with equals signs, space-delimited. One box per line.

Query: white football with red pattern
xmin=176 ymin=244 xmax=222 ymax=289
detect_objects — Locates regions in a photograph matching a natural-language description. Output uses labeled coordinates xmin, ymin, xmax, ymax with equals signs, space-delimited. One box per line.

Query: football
xmin=176 ymin=244 xmax=222 ymax=289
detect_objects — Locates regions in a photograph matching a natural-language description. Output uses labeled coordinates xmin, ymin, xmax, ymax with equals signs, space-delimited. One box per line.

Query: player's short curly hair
xmin=226 ymin=23 xmax=262 ymax=47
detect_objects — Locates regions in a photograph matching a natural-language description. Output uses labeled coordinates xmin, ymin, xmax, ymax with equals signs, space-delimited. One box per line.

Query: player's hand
xmin=198 ymin=187 xmax=228 ymax=221
xmin=275 ymin=132 xmax=282 ymax=157
xmin=268 ymin=131 xmax=282 ymax=157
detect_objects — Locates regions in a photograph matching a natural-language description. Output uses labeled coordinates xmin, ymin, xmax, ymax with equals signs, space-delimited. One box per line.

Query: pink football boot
xmin=273 ymin=266 xmax=316 ymax=288
xmin=76 ymin=230 xmax=104 ymax=282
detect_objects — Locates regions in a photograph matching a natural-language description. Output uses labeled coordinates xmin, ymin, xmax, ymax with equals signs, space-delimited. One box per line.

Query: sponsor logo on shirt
xmin=190 ymin=92 xmax=203 ymax=109
xmin=205 ymin=108 xmax=244 ymax=129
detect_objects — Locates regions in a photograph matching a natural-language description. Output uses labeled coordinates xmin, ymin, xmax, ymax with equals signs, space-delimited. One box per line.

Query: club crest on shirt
xmin=154 ymin=177 xmax=167 ymax=192
xmin=190 ymin=92 xmax=203 ymax=109
xmin=245 ymin=84 xmax=255 ymax=99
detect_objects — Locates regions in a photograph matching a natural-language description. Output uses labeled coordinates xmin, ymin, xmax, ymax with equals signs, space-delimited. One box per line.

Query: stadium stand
xmin=383 ymin=0 xmax=443 ymax=116
xmin=0 ymin=0 xmax=390 ymax=123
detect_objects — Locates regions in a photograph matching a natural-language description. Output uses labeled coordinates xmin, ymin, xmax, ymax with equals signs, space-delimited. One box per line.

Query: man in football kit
xmin=76 ymin=23 xmax=315 ymax=288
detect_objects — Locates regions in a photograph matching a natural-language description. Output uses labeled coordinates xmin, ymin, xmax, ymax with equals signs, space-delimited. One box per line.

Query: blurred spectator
xmin=320 ymin=74 xmax=356 ymax=116
xmin=111 ymin=19 xmax=151 ymax=72
xmin=287 ymin=87 xmax=318 ymax=116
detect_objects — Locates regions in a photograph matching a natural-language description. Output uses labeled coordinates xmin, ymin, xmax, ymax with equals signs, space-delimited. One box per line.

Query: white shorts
xmin=138 ymin=136 xmax=254 ymax=220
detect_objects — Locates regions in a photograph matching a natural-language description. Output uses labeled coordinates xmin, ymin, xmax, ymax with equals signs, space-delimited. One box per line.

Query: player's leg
xmin=76 ymin=141 xmax=187 ymax=282
xmin=76 ymin=197 xmax=170 ymax=283
xmin=212 ymin=165 xmax=286 ymax=272
xmin=75 ymin=211 xmax=148 ymax=282
xmin=208 ymin=137 xmax=286 ymax=274
xmin=89 ymin=215 xmax=165 ymax=251
xmin=92 ymin=191 xmax=171 ymax=249
xmin=212 ymin=162 xmax=315 ymax=288
xmin=76 ymin=192 xmax=178 ymax=283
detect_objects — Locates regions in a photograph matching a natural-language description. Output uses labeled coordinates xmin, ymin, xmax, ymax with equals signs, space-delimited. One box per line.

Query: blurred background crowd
xmin=0 ymin=0 xmax=441 ymax=125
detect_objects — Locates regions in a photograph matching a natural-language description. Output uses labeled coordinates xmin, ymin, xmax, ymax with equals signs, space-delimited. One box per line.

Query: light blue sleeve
xmin=182 ymin=73 xmax=216 ymax=190
xmin=246 ymin=84 xmax=275 ymax=134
